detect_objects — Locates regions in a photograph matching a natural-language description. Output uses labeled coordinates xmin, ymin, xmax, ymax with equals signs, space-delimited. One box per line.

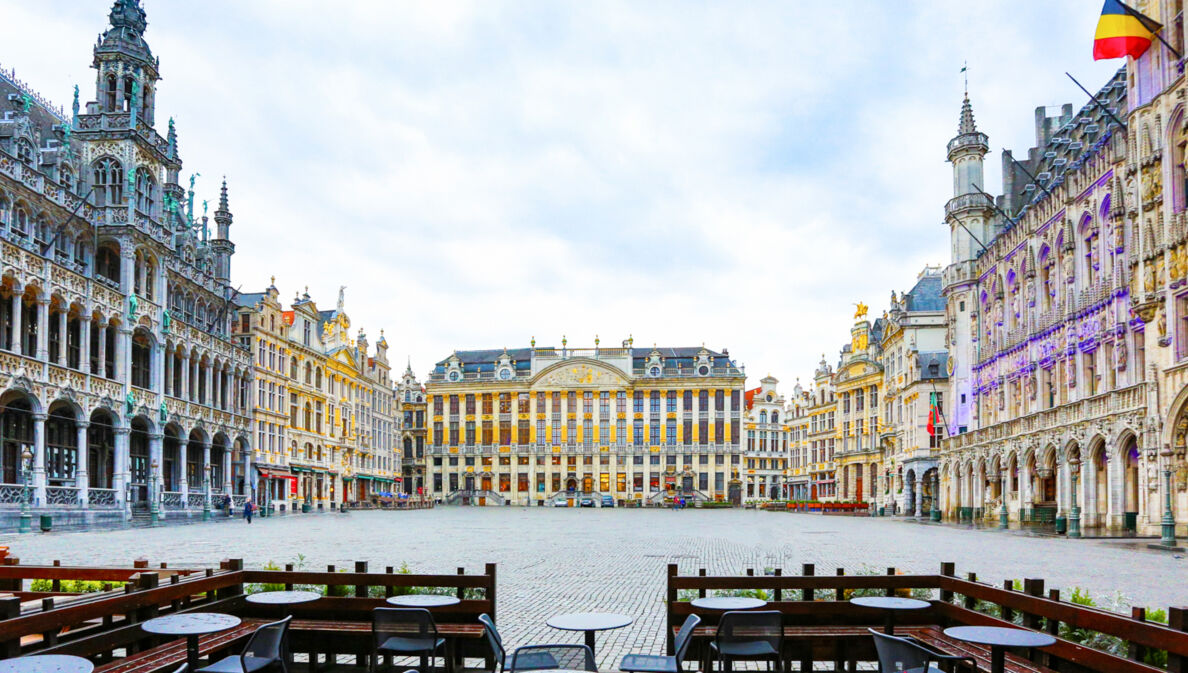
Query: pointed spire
xmin=109 ymin=0 xmax=147 ymax=34
xmin=958 ymin=94 xmax=978 ymax=135
xmin=218 ymin=177 xmax=229 ymax=212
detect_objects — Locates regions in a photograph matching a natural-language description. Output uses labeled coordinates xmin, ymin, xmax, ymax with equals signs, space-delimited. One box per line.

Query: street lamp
xmin=149 ymin=458 xmax=159 ymax=526
xmin=202 ymin=463 xmax=212 ymax=522
xmin=999 ymin=471 xmax=1009 ymax=530
xmin=930 ymin=470 xmax=941 ymax=522
xmin=1161 ymin=446 xmax=1177 ymax=547
xmin=1068 ymin=458 xmax=1081 ymax=539
xmin=18 ymin=445 xmax=33 ymax=534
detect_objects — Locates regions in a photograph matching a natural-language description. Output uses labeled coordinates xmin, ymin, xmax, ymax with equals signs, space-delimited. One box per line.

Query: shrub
xmin=30 ymin=579 xmax=109 ymax=594
xmin=245 ymin=560 xmax=286 ymax=594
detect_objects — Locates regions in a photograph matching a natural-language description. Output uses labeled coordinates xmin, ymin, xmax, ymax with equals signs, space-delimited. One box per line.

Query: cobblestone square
xmin=5 ymin=509 xmax=1184 ymax=668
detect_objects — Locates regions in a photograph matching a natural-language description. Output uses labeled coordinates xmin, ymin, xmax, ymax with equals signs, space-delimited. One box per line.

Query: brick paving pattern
xmin=4 ymin=508 xmax=1185 ymax=669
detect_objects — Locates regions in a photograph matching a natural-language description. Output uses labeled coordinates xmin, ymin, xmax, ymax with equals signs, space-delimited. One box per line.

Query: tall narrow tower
xmin=212 ymin=179 xmax=235 ymax=284
xmin=943 ymin=93 xmax=995 ymax=436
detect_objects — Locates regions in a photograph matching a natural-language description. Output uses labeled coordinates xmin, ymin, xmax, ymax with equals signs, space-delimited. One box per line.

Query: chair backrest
xmin=373 ymin=607 xmax=438 ymax=642
xmin=715 ymin=610 xmax=782 ymax=650
xmin=243 ymin=616 xmax=292 ymax=667
xmin=868 ymin=628 xmax=933 ymax=673
xmin=673 ymin=613 xmax=702 ymax=667
xmin=478 ymin=613 xmax=505 ymax=669
xmin=509 ymin=644 xmax=597 ymax=673
xmin=172 ymin=665 xmax=187 ymax=673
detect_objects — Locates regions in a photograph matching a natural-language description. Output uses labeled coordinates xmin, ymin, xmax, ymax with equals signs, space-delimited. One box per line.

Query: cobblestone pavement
xmin=4 ymin=508 xmax=1185 ymax=669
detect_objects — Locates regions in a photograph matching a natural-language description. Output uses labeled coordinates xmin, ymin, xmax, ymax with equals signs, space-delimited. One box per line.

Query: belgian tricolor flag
xmin=1094 ymin=0 xmax=1162 ymax=60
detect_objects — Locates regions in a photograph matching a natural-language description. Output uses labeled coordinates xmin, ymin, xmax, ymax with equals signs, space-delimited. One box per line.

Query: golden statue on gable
xmin=853 ymin=302 xmax=868 ymax=320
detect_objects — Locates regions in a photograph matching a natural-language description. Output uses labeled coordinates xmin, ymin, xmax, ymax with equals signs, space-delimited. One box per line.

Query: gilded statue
xmin=1145 ymin=263 xmax=1157 ymax=294
xmin=1158 ymin=306 xmax=1168 ymax=339
xmin=853 ymin=302 xmax=868 ymax=320
xmin=1173 ymin=246 xmax=1187 ymax=280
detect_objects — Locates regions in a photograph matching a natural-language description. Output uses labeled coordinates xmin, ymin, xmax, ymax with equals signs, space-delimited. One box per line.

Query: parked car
xmin=579 ymin=497 xmax=595 ymax=507
xmin=552 ymin=497 xmax=569 ymax=507
xmin=601 ymin=495 xmax=615 ymax=508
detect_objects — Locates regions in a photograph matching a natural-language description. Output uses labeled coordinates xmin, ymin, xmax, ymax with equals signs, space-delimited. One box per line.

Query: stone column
xmin=79 ymin=316 xmax=91 ymax=374
xmin=163 ymin=349 xmax=171 ymax=397
xmin=76 ymin=421 xmax=90 ymax=505
xmin=190 ymin=357 xmax=199 ymax=401
xmin=153 ymin=341 xmax=165 ymax=395
xmin=203 ymin=440 xmax=212 ymax=502
xmin=32 ymin=412 xmax=47 ymax=505
xmin=57 ymin=309 xmax=67 ymax=364
xmin=97 ymin=324 xmax=107 ymax=378
xmin=1107 ymin=440 xmax=1123 ymax=530
xmin=204 ymin=363 xmax=213 ymax=406
xmin=116 ymin=323 xmax=131 ymax=385
xmin=179 ymin=439 xmax=188 ymax=502
xmin=223 ymin=446 xmax=233 ymax=495
xmin=35 ymin=296 xmax=49 ymax=361
xmin=148 ymin=432 xmax=163 ymax=524
xmin=914 ymin=473 xmax=923 ymax=517
xmin=113 ymin=427 xmax=130 ymax=513
xmin=10 ymin=288 xmax=22 ymax=356
xmin=180 ymin=352 xmax=190 ymax=401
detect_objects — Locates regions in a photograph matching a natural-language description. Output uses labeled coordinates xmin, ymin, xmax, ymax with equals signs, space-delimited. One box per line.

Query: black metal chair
xmin=868 ymin=629 xmax=977 ymax=673
xmin=196 ymin=617 xmax=291 ymax=673
xmin=508 ymin=645 xmax=596 ymax=673
xmin=620 ymin=614 xmax=701 ymax=673
xmin=709 ymin=610 xmax=782 ymax=673
xmin=372 ymin=608 xmax=447 ymax=673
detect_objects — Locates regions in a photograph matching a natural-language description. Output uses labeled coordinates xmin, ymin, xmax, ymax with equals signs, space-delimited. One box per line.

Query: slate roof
xmin=233 ymin=292 xmax=266 ymax=308
xmin=432 ymin=346 xmax=741 ymax=376
xmin=918 ymin=351 xmax=949 ymax=381
xmin=904 ymin=274 xmax=944 ymax=312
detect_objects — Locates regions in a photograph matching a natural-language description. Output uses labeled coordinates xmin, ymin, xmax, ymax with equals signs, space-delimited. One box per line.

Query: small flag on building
xmin=926 ymin=392 xmax=939 ymax=437
xmin=1094 ymin=0 xmax=1162 ymax=61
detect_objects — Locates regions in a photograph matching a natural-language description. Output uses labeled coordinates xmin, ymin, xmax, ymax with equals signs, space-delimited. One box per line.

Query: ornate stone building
xmin=0 ymin=0 xmax=253 ymax=528
xmin=880 ymin=267 xmax=947 ymax=517
xmin=833 ymin=313 xmax=885 ymax=504
xmin=802 ymin=356 xmax=838 ymax=501
xmin=937 ymin=60 xmax=1166 ymax=534
xmin=397 ymin=363 xmax=426 ymax=495
xmin=234 ymin=286 xmax=398 ymax=512
xmin=424 ymin=340 xmax=745 ymax=506
xmin=741 ymin=375 xmax=790 ymax=499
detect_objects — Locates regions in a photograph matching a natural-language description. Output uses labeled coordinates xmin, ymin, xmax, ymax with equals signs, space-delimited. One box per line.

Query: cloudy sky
xmin=3 ymin=1 xmax=1123 ymax=387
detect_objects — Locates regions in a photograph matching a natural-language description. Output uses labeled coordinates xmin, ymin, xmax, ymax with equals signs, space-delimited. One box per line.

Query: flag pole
xmin=1003 ymin=150 xmax=1055 ymax=200
xmin=1065 ymin=72 xmax=1127 ymax=130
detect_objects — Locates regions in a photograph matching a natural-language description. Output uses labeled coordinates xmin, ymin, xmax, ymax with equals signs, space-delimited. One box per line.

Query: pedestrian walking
xmin=244 ymin=499 xmax=254 ymax=524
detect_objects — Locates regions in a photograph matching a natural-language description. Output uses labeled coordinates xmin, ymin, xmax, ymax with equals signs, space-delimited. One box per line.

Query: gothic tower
xmin=212 ymin=179 xmax=235 ymax=284
xmin=943 ymin=93 xmax=995 ymax=436
xmin=92 ymin=0 xmax=159 ymax=125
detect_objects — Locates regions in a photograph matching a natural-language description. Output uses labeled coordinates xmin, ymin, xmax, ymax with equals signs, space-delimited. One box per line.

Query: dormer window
xmin=697 ymin=364 xmax=710 ymax=376
xmin=498 ymin=367 xmax=512 ymax=380
xmin=448 ymin=371 xmax=460 ymax=382
xmin=648 ymin=366 xmax=661 ymax=378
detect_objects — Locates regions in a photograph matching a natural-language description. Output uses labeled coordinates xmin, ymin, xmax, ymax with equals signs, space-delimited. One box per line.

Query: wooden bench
xmin=94 ymin=619 xmax=264 ymax=673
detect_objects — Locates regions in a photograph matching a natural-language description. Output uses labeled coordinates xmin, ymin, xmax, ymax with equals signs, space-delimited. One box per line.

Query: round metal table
xmin=546 ymin=612 xmax=633 ymax=657
xmin=943 ymin=626 xmax=1056 ymax=673
xmin=247 ymin=590 xmax=321 ymax=617
xmin=849 ymin=596 xmax=930 ymax=634
xmin=0 ymin=655 xmax=94 ymax=673
xmin=690 ymin=596 xmax=767 ymax=611
xmin=142 ymin=613 xmax=242 ymax=672
xmin=385 ymin=594 xmax=462 ymax=608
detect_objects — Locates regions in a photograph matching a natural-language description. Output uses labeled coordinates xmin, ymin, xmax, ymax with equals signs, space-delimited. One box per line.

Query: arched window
xmin=759 ymin=410 xmax=768 ymax=424
xmin=0 ymin=195 xmax=9 ymax=230
xmin=141 ymin=85 xmax=153 ymax=123
xmin=15 ymin=139 xmax=34 ymax=167
xmin=304 ymin=404 xmax=312 ymax=430
xmin=122 ymin=76 xmax=135 ymax=112
xmin=304 ymin=362 xmax=312 ymax=384
xmin=289 ymin=357 xmax=297 ymax=379
xmin=195 ymin=301 xmax=206 ymax=327
xmin=131 ymin=330 xmax=152 ymax=388
xmin=771 ymin=411 xmax=779 ymax=424
xmin=91 ymin=158 xmax=123 ymax=207
xmin=105 ymin=74 xmax=118 ymax=111
xmin=135 ymin=167 xmax=157 ymax=215
xmin=34 ymin=215 xmax=48 ymax=245
xmin=58 ymin=166 xmax=74 ymax=192
xmin=13 ymin=208 xmax=27 ymax=236
xmin=95 ymin=242 xmax=120 ymax=284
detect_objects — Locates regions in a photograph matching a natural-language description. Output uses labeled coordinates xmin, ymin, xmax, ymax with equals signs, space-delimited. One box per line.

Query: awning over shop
xmin=257 ymin=466 xmax=292 ymax=478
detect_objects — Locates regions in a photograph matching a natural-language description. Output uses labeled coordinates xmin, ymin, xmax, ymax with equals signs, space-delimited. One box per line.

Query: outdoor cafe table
xmin=0 ymin=655 xmax=94 ymax=673
xmin=546 ymin=612 xmax=633 ymax=657
xmin=141 ymin=612 xmax=242 ymax=672
xmin=385 ymin=594 xmax=462 ymax=608
xmin=690 ymin=597 xmax=767 ymax=611
xmin=943 ymin=625 xmax=1056 ymax=673
xmin=848 ymin=596 xmax=930 ymax=634
xmin=246 ymin=590 xmax=321 ymax=616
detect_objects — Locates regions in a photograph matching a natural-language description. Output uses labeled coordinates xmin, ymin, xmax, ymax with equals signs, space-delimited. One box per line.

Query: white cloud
xmin=1 ymin=0 xmax=1125 ymax=386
